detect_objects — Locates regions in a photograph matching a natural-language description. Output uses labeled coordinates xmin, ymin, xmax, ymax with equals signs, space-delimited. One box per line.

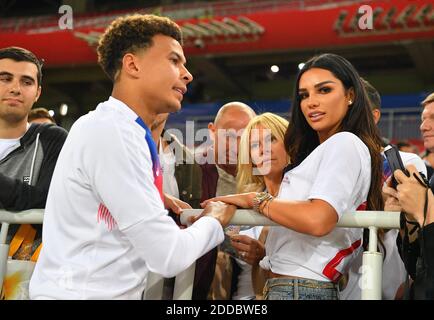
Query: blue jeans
xmin=263 ymin=277 xmax=339 ymax=300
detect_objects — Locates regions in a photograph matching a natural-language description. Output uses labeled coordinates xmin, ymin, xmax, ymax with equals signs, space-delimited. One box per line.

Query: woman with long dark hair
xmin=200 ymin=53 xmax=384 ymax=300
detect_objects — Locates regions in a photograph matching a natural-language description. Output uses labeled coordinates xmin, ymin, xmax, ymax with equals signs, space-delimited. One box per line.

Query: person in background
xmin=0 ymin=46 xmax=67 ymax=299
xmin=397 ymin=140 xmax=419 ymax=155
xmin=194 ymin=101 xmax=256 ymax=300
xmin=420 ymin=93 xmax=434 ymax=188
xmin=28 ymin=107 xmax=56 ymax=125
xmin=151 ymin=112 xmax=202 ymax=209
xmin=150 ymin=112 xmax=202 ymax=299
xmin=392 ymin=164 xmax=434 ymax=299
xmin=383 ymin=92 xmax=434 ymax=299
xmin=422 ymin=149 xmax=434 ymax=180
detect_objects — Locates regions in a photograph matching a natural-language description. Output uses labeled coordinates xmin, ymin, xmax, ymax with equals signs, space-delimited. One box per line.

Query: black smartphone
xmin=384 ymin=145 xmax=409 ymax=188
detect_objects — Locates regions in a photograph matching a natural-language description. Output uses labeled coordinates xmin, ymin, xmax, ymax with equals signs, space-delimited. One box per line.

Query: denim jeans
xmin=263 ymin=277 xmax=339 ymax=300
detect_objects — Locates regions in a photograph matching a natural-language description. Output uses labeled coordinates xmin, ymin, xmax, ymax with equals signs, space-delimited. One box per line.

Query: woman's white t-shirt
xmin=260 ymin=132 xmax=371 ymax=282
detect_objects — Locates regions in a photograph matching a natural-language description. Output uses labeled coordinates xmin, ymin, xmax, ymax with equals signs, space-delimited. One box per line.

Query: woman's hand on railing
xmin=189 ymin=201 xmax=237 ymax=227
xmin=200 ymin=192 xmax=257 ymax=209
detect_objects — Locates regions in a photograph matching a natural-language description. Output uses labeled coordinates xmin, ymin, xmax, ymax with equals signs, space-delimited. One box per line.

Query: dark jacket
xmin=0 ymin=123 xmax=67 ymax=210
xmin=0 ymin=123 xmax=67 ymax=252
xmin=166 ymin=132 xmax=202 ymax=209
xmin=398 ymin=222 xmax=434 ymax=299
xmin=190 ymin=159 xmax=220 ymax=300
xmin=397 ymin=179 xmax=434 ymax=299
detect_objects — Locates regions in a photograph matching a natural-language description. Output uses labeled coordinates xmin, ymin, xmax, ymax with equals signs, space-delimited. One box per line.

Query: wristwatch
xmin=252 ymin=192 xmax=273 ymax=212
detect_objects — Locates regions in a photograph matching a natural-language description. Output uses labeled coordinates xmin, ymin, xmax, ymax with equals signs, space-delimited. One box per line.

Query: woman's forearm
xmin=265 ymin=198 xmax=338 ymax=237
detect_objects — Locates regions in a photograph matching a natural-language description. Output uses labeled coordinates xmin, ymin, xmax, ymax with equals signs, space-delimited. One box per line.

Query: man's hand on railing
xmin=190 ymin=201 xmax=237 ymax=227
xmin=200 ymin=192 xmax=256 ymax=209
xmin=164 ymin=193 xmax=192 ymax=215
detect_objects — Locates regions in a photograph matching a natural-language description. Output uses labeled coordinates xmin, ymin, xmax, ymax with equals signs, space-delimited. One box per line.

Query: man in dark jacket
xmin=0 ymin=47 xmax=67 ymax=260
xmin=194 ymin=101 xmax=256 ymax=299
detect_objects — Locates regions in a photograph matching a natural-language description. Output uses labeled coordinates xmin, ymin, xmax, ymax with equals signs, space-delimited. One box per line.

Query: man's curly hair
xmin=97 ymin=14 xmax=182 ymax=82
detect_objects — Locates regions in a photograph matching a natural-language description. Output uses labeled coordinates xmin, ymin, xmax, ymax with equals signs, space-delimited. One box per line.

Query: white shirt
xmin=0 ymin=138 xmax=20 ymax=161
xmin=260 ymin=132 xmax=370 ymax=282
xmin=159 ymin=138 xmax=179 ymax=198
xmin=29 ymin=97 xmax=224 ymax=300
xmin=0 ymin=123 xmax=30 ymax=161
xmin=232 ymin=226 xmax=263 ymax=300
xmin=341 ymin=150 xmax=427 ymax=300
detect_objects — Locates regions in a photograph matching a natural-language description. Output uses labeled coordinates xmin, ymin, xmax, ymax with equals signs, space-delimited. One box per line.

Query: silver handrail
xmin=0 ymin=209 xmax=401 ymax=300
xmin=174 ymin=209 xmax=401 ymax=300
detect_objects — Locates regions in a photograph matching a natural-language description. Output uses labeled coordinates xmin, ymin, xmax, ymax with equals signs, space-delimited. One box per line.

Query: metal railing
xmin=378 ymin=108 xmax=422 ymax=141
xmin=1 ymin=208 xmax=401 ymax=300
xmin=0 ymin=209 xmax=44 ymax=293
xmin=175 ymin=209 xmax=401 ymax=300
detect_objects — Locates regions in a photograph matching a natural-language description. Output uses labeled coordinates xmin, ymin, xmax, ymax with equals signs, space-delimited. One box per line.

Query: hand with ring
xmin=231 ymin=234 xmax=265 ymax=265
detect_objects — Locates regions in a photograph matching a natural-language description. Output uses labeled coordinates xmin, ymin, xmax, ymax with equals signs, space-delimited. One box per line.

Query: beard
xmin=0 ymin=106 xmax=28 ymax=124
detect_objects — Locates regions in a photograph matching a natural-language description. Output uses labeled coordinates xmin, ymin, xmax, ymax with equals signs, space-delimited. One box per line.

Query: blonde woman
xmin=228 ymin=112 xmax=289 ymax=299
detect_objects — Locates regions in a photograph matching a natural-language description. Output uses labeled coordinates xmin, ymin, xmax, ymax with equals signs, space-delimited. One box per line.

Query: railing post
xmin=361 ymin=226 xmax=383 ymax=300
xmin=173 ymin=262 xmax=196 ymax=300
xmin=0 ymin=209 xmax=44 ymax=299
xmin=0 ymin=223 xmax=10 ymax=296
xmin=144 ymin=272 xmax=165 ymax=300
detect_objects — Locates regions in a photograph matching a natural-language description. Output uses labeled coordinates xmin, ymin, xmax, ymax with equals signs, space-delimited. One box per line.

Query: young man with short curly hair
xmin=29 ymin=14 xmax=235 ymax=300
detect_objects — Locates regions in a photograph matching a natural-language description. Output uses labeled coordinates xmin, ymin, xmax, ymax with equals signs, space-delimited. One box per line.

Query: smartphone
xmin=384 ymin=145 xmax=409 ymax=188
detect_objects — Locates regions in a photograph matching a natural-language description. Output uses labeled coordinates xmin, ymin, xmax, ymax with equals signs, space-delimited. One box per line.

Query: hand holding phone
xmin=384 ymin=145 xmax=410 ymax=188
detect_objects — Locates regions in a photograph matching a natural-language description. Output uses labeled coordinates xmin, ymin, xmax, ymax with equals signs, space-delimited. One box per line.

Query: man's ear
xmin=121 ymin=53 xmax=140 ymax=78
xmin=208 ymin=122 xmax=216 ymax=140
xmin=372 ymin=109 xmax=381 ymax=124
xmin=35 ymin=86 xmax=42 ymax=103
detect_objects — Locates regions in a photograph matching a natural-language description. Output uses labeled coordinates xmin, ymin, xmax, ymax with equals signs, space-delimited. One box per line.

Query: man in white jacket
xmin=29 ymin=14 xmax=235 ymax=299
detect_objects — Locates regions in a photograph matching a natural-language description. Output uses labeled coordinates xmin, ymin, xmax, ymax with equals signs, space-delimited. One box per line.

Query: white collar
xmin=108 ymin=96 xmax=140 ymax=122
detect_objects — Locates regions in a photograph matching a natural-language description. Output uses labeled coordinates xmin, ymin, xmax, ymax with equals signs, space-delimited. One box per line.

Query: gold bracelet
xmin=259 ymin=197 xmax=273 ymax=217
xmin=258 ymin=198 xmax=268 ymax=215
xmin=264 ymin=198 xmax=273 ymax=220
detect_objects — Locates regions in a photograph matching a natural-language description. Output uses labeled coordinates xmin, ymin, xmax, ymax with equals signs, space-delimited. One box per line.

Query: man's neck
xmin=0 ymin=119 xmax=28 ymax=139
xmin=111 ymin=86 xmax=156 ymax=128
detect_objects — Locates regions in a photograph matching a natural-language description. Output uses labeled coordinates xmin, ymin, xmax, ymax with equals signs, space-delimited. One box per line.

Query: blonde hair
xmin=422 ymin=93 xmax=434 ymax=108
xmin=236 ymin=112 xmax=290 ymax=193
